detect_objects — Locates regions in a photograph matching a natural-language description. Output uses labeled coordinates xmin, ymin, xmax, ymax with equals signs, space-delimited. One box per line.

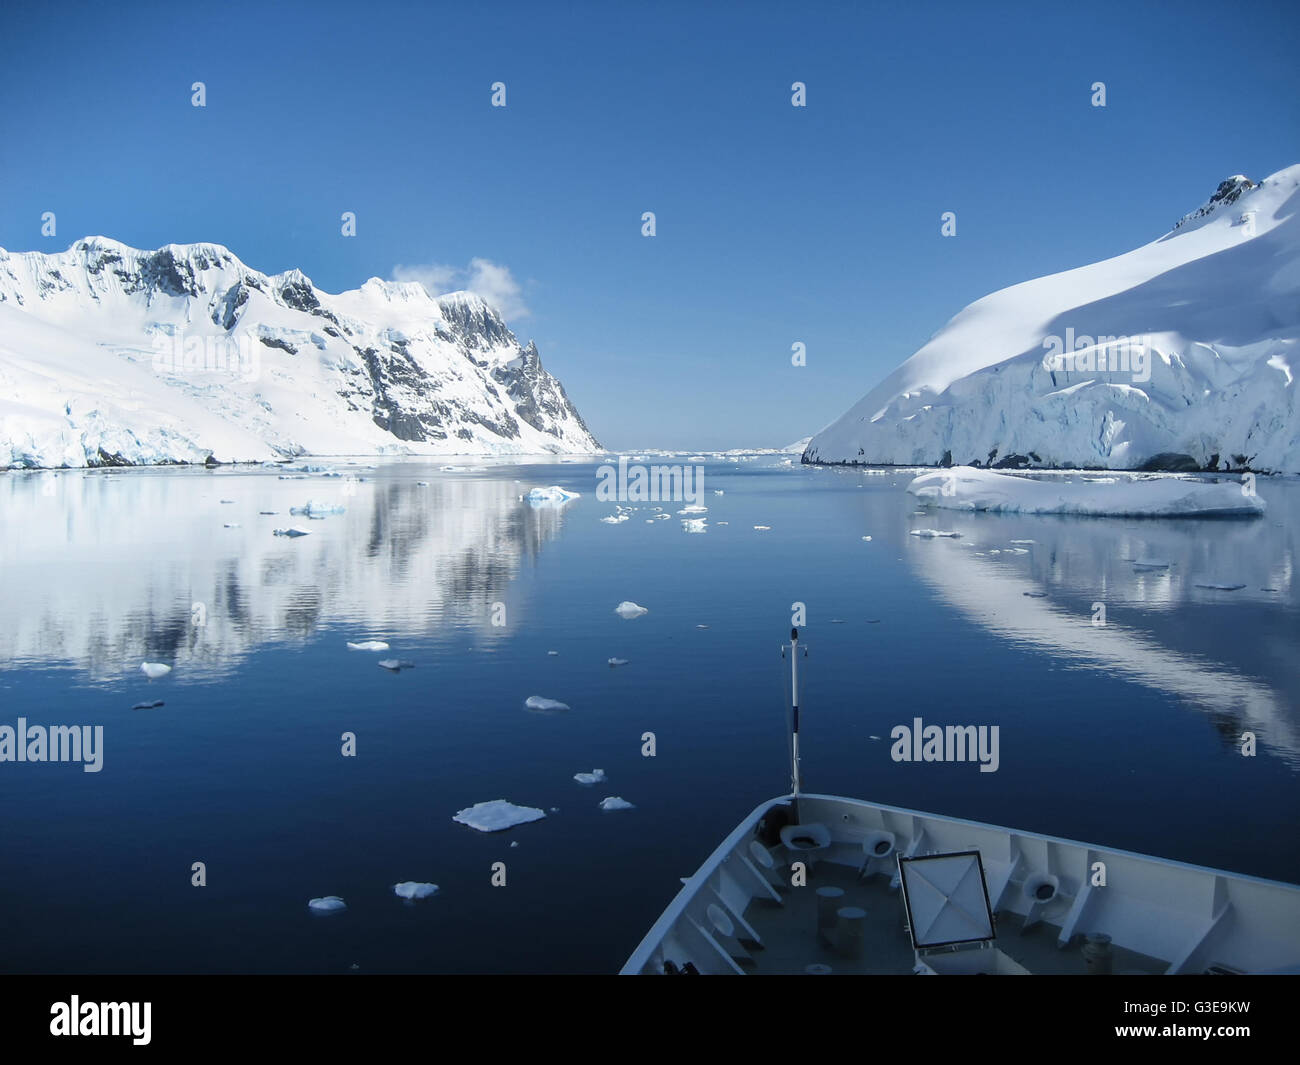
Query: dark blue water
xmin=1 ymin=458 xmax=1297 ymax=973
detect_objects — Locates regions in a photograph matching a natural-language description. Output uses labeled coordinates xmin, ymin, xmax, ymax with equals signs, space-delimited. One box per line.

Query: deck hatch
xmin=899 ymin=850 xmax=996 ymax=950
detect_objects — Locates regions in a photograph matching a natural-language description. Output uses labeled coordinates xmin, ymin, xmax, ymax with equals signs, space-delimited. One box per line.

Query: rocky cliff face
xmin=0 ymin=238 xmax=600 ymax=467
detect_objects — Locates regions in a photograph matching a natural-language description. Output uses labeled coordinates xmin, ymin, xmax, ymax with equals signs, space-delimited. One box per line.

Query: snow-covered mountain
xmin=0 ymin=237 xmax=599 ymax=468
xmin=805 ymin=165 xmax=1300 ymax=473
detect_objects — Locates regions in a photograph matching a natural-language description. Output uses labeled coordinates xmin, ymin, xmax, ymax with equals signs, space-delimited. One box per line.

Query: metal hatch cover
xmin=898 ymin=850 xmax=996 ymax=950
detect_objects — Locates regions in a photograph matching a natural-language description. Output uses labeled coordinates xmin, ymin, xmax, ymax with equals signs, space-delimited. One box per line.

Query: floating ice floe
xmin=526 ymin=486 xmax=580 ymax=504
xmin=290 ymin=500 xmax=346 ymax=517
xmin=1023 ymin=591 xmax=1047 ymax=599
xmin=392 ymin=882 xmax=438 ymax=900
xmin=453 ymin=800 xmax=547 ymax=832
xmin=681 ymin=518 xmax=707 ymax=533
xmin=273 ymin=527 xmax=311 ymax=537
xmin=910 ymin=529 xmax=962 ymax=539
xmin=308 ymin=896 xmax=347 ymax=914
xmin=1009 ymin=539 xmax=1036 ymax=545
xmin=132 ymin=700 xmax=164 ymax=710
xmin=599 ymin=797 xmax=635 ymax=811
xmin=696 ymin=623 xmax=710 ymax=629
xmin=546 ymin=650 xmax=559 ymax=656
xmin=1195 ymin=582 xmax=1246 ymax=591
xmin=907 ymin=467 xmax=1266 ymax=518
xmin=347 ymin=640 xmax=390 ymax=652
xmin=574 ymin=769 xmax=606 ymax=785
xmin=653 ymin=513 xmax=671 ymax=521
xmin=713 ymin=490 xmax=724 ymax=496
xmin=601 ymin=513 xmax=630 ymax=524
xmin=140 ymin=662 xmax=171 ymax=679
xmin=1132 ymin=559 xmax=1171 ymax=570
xmin=678 ymin=505 xmax=707 ymax=515
xmin=753 ymin=525 xmax=771 ymax=531
xmin=378 ymin=659 xmax=415 ymax=672
xmin=608 ymin=657 xmax=629 ymax=667
xmin=615 ymin=601 xmax=648 ymax=619
xmin=862 ymin=535 xmax=872 ymax=541
xmin=524 ymin=695 xmax=570 ymax=712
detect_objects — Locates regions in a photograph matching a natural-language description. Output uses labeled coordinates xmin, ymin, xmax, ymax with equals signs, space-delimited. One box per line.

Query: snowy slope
xmin=805 ymin=166 xmax=1300 ymax=473
xmin=0 ymin=238 xmax=599 ymax=467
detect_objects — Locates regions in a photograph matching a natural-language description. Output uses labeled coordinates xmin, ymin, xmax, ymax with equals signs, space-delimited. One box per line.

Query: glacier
xmin=805 ymin=166 xmax=1300 ymax=474
xmin=0 ymin=237 xmax=600 ymax=468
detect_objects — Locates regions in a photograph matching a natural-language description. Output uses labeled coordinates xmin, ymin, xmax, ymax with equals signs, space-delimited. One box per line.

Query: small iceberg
xmin=599 ymin=796 xmax=635 ymax=811
xmin=608 ymin=657 xmax=629 ymax=667
xmin=910 ymin=529 xmax=962 ymax=538
xmin=615 ymin=601 xmax=648 ymax=619
xmin=861 ymin=535 xmax=873 ymax=541
xmin=131 ymin=700 xmax=165 ymax=710
xmin=273 ymin=527 xmax=311 ymax=537
xmin=140 ymin=662 xmax=171 ymax=679
xmin=524 ymin=695 xmax=570 ymax=713
xmin=347 ymin=640 xmax=390 ymax=652
xmin=678 ymin=505 xmax=707 ymax=515
xmin=601 ymin=513 xmax=629 ymax=524
xmin=526 ymin=486 xmax=580 ymax=505
xmin=681 ymin=518 xmax=707 ymax=533
xmin=753 ymin=525 xmax=771 ymax=531
xmin=907 ymin=467 xmax=1265 ymax=518
xmin=308 ymin=896 xmax=347 ymax=914
xmin=546 ymin=650 xmax=559 ymax=656
xmin=392 ymin=882 xmax=439 ymax=900
xmin=379 ymin=659 xmax=416 ymax=672
xmin=453 ymin=800 xmax=546 ymax=832
xmin=290 ymin=500 xmax=346 ymax=517
xmin=574 ymin=769 xmax=606 ymax=785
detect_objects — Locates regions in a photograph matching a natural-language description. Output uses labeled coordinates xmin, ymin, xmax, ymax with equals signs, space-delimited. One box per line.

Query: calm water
xmin=1 ymin=457 xmax=1297 ymax=974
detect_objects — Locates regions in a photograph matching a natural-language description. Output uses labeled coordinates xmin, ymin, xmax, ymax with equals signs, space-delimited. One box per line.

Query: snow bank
xmin=907 ymin=467 xmax=1265 ymax=518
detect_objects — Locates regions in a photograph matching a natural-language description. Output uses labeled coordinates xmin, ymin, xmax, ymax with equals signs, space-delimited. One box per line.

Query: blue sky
xmin=2 ymin=0 xmax=1297 ymax=450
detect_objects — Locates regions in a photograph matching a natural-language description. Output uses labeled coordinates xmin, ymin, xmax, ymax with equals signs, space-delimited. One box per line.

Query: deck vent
xmin=898 ymin=850 xmax=996 ymax=950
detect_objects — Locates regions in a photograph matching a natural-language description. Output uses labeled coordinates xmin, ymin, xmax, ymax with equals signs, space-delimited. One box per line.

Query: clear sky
xmin=1 ymin=0 xmax=1296 ymax=450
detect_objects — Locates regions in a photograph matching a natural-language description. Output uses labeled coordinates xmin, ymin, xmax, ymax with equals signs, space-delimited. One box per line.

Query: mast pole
xmin=790 ymin=627 xmax=802 ymax=801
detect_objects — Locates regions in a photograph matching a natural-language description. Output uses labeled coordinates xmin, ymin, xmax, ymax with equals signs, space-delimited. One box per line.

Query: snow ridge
xmin=0 ymin=238 xmax=600 ymax=468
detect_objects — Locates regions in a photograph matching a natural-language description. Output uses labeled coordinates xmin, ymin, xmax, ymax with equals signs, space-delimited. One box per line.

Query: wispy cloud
xmin=392 ymin=258 xmax=529 ymax=320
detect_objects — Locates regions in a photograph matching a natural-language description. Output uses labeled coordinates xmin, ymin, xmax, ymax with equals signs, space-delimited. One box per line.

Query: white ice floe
xmin=601 ymin=513 xmax=629 ymax=524
xmin=861 ymin=535 xmax=873 ymax=541
xmin=753 ymin=525 xmax=771 ymax=531
xmin=713 ymin=490 xmax=724 ymax=495
xmin=653 ymin=513 xmax=671 ymax=521
xmin=910 ymin=529 xmax=962 ymax=538
xmin=608 ymin=658 xmax=629 ymax=667
xmin=453 ymin=800 xmax=547 ymax=832
xmin=574 ymin=769 xmax=606 ymax=785
xmin=290 ymin=500 xmax=346 ymax=517
xmin=392 ymin=882 xmax=439 ymax=900
xmin=615 ymin=601 xmax=648 ymax=619
xmin=678 ymin=505 xmax=707 ymax=515
xmin=347 ymin=640 xmax=390 ymax=652
xmin=308 ymin=896 xmax=347 ymax=914
xmin=1009 ymin=539 xmax=1036 ymax=544
xmin=599 ymin=797 xmax=635 ymax=811
xmin=526 ymin=485 xmax=580 ymax=504
xmin=681 ymin=518 xmax=707 ymax=533
xmin=908 ymin=468 xmax=1266 ymax=518
xmin=524 ymin=695 xmax=570 ymax=712
xmin=378 ymin=659 xmax=415 ymax=672
xmin=140 ymin=661 xmax=171 ymax=679
xmin=273 ymin=527 xmax=312 ymax=537
xmin=546 ymin=650 xmax=559 ymax=656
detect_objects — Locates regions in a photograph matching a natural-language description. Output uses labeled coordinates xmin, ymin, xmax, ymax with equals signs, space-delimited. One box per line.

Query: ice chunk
xmin=861 ymin=535 xmax=872 ymax=541
xmin=308 ymin=896 xmax=347 ymax=914
xmin=378 ymin=659 xmax=415 ymax=672
xmin=131 ymin=700 xmax=165 ymax=710
xmin=1132 ymin=559 xmax=1170 ymax=570
xmin=526 ymin=485 xmax=580 ymax=504
xmin=599 ymin=796 xmax=635 ymax=811
xmin=907 ymin=467 xmax=1266 ymax=518
xmin=1195 ymin=582 xmax=1246 ymax=590
xmin=290 ymin=500 xmax=346 ymax=517
xmin=546 ymin=650 xmax=559 ymax=656
xmin=524 ymin=695 xmax=570 ymax=712
xmin=392 ymin=881 xmax=439 ymax=900
xmin=1009 ymin=539 xmax=1036 ymax=545
xmin=574 ymin=769 xmax=606 ymax=785
xmin=677 ymin=505 xmax=707 ymax=515
xmin=273 ymin=527 xmax=311 ymax=537
xmin=453 ymin=800 xmax=546 ymax=832
xmin=347 ymin=640 xmax=390 ymax=652
xmin=910 ymin=529 xmax=962 ymax=538
xmin=140 ymin=661 xmax=171 ymax=679
xmin=1023 ymin=591 xmax=1047 ymax=598
xmin=600 ymin=513 xmax=629 ymax=524
xmin=615 ymin=601 xmax=648 ymax=619
xmin=681 ymin=518 xmax=707 ymax=533
xmin=608 ymin=657 xmax=629 ymax=667
xmin=753 ymin=525 xmax=771 ymax=530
